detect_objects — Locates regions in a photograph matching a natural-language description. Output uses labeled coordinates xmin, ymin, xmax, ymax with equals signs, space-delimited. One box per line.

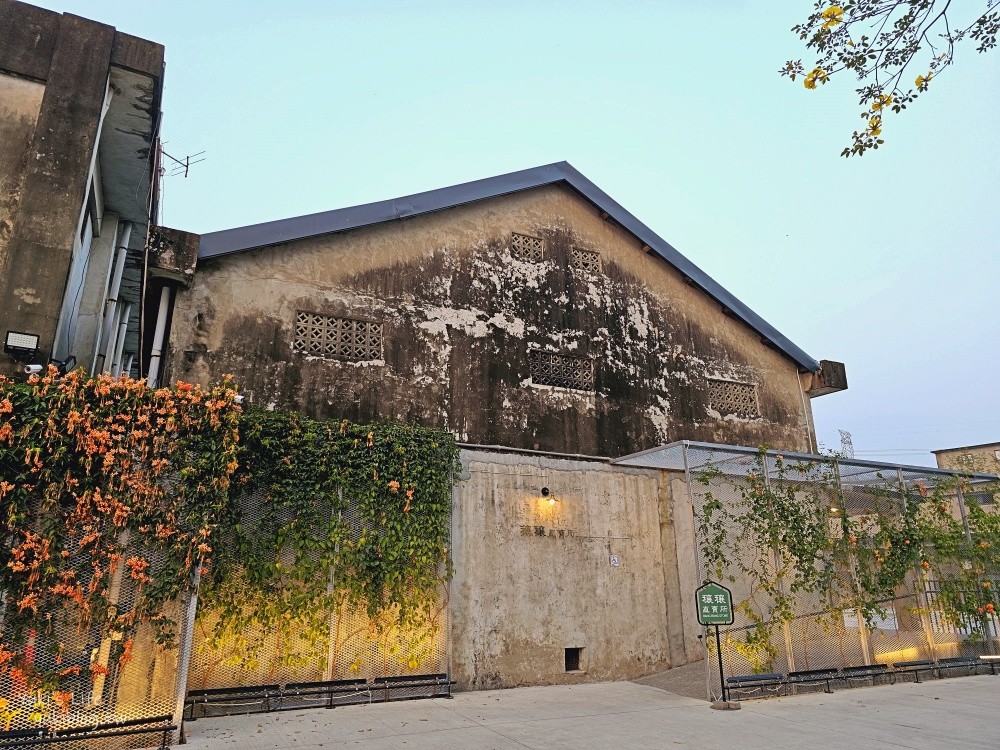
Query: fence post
xmin=682 ymin=442 xmax=714 ymax=701
xmin=955 ymin=480 xmax=996 ymax=655
xmin=172 ymin=564 xmax=202 ymax=743
xmin=897 ymin=469 xmax=937 ymax=660
xmin=836 ymin=460 xmax=871 ymax=665
xmin=324 ymin=491 xmax=343 ymax=681
xmin=761 ymin=454 xmax=795 ymax=673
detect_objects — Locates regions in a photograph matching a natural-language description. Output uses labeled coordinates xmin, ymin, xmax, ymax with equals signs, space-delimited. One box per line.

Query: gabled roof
xmin=198 ymin=162 xmax=821 ymax=372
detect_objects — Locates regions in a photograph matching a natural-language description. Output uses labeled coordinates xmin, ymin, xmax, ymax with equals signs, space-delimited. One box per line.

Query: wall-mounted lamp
xmin=49 ymin=355 xmax=76 ymax=376
xmin=5 ymin=330 xmax=40 ymax=363
xmin=541 ymin=487 xmax=557 ymax=506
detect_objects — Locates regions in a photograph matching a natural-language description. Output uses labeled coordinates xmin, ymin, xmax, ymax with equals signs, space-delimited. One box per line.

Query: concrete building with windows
xmin=156 ymin=163 xmax=848 ymax=689
xmin=934 ymin=441 xmax=1000 ymax=507
xmin=0 ymin=0 xmax=164 ymax=380
xmin=0 ymin=0 xmax=853 ymax=697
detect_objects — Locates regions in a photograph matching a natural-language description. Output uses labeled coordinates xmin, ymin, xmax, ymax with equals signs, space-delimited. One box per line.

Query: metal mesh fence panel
xmin=186 ymin=482 xmax=450 ymax=718
xmin=0 ymin=457 xmax=181 ymax=749
xmin=673 ymin=444 xmax=1000 ymax=702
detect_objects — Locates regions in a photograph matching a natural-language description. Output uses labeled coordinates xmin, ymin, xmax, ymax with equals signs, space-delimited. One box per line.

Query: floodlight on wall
xmin=4 ymin=330 xmax=40 ymax=362
xmin=49 ymin=355 xmax=77 ymax=376
xmin=541 ymin=487 xmax=557 ymax=506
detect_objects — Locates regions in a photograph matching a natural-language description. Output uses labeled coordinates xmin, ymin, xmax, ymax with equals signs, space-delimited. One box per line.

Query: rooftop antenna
xmin=161 ymin=147 xmax=206 ymax=178
xmin=838 ymin=429 xmax=855 ymax=459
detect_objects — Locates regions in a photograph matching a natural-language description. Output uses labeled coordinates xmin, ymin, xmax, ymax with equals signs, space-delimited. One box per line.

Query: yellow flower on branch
xmin=915 ymin=73 xmax=932 ymax=89
xmin=821 ymin=6 xmax=844 ymax=28
xmin=803 ymin=67 xmax=829 ymax=89
xmin=872 ymin=94 xmax=893 ymax=111
xmin=868 ymin=116 xmax=882 ymax=136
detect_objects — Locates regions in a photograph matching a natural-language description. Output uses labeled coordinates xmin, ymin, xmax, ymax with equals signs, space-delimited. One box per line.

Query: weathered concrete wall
xmin=450 ymin=450 xmax=698 ymax=689
xmin=170 ymin=184 xmax=815 ymax=456
xmin=0 ymin=72 xmax=44 ymax=299
xmin=0 ymin=9 xmax=115 ymax=374
xmin=934 ymin=443 xmax=1000 ymax=475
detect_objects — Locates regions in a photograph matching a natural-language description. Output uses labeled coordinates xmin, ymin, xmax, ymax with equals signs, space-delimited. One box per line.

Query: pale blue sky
xmin=34 ymin=1 xmax=1000 ymax=466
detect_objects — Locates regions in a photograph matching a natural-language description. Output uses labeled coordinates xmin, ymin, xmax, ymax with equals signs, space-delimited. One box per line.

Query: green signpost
xmin=696 ymin=581 xmax=734 ymax=702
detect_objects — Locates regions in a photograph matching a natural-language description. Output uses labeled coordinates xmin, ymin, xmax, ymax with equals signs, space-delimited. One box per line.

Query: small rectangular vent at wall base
xmin=529 ymin=349 xmax=595 ymax=391
xmin=569 ymin=247 xmax=602 ymax=274
xmin=707 ymin=378 xmax=760 ymax=419
xmin=511 ymin=232 xmax=544 ymax=262
xmin=565 ymin=647 xmax=582 ymax=672
xmin=292 ymin=311 xmax=382 ymax=362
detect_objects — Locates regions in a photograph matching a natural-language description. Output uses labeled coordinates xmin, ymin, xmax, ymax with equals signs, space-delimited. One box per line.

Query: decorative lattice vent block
xmin=529 ymin=349 xmax=594 ymax=391
xmin=707 ymin=378 xmax=760 ymax=419
xmin=511 ymin=232 xmax=544 ymax=262
xmin=570 ymin=247 xmax=602 ymax=274
xmin=292 ymin=311 xmax=382 ymax=362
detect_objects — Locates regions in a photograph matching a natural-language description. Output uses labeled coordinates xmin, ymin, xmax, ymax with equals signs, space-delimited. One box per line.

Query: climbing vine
xmin=696 ymin=449 xmax=1000 ymax=672
xmin=193 ymin=409 xmax=458 ymax=680
xmin=0 ymin=367 xmax=240 ymax=698
xmin=0 ymin=369 xmax=460 ymax=722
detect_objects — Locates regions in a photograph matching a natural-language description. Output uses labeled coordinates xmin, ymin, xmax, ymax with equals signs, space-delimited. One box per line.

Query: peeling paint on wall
xmin=168 ymin=185 xmax=814 ymax=456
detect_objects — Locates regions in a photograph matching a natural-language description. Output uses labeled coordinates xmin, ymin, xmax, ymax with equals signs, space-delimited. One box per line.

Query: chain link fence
xmin=616 ymin=441 xmax=1000 ymax=701
xmin=185 ymin=484 xmax=450 ymax=719
xmin=691 ymin=445 xmax=998 ymax=700
xmin=0 ymin=457 xmax=181 ymax=749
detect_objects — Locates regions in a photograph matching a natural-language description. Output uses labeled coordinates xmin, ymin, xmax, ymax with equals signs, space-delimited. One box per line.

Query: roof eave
xmin=197 ymin=162 xmax=821 ymax=372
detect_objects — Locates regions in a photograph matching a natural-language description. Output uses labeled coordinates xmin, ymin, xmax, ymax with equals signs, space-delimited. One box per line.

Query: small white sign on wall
xmin=609 ymin=554 xmax=621 ymax=567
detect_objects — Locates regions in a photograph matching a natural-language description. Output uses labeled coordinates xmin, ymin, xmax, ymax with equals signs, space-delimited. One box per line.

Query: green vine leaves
xmin=196 ymin=410 xmax=458 ymax=676
xmin=695 ymin=448 xmax=1000 ymax=671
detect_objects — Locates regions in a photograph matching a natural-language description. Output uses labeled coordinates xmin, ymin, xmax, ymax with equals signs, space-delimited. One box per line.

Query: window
xmin=529 ymin=349 xmax=594 ymax=391
xmin=707 ymin=378 xmax=760 ymax=419
xmin=511 ymin=232 xmax=544 ymax=262
xmin=569 ymin=247 xmax=602 ymax=274
xmin=564 ymin=647 xmax=582 ymax=672
xmin=292 ymin=311 xmax=382 ymax=362
xmin=965 ymin=491 xmax=995 ymax=507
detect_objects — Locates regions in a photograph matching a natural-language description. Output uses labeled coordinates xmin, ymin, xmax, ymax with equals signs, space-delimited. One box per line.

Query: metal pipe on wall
xmin=92 ymin=222 xmax=132 ymax=374
xmin=146 ymin=285 xmax=172 ymax=387
xmin=110 ymin=302 xmax=131 ymax=376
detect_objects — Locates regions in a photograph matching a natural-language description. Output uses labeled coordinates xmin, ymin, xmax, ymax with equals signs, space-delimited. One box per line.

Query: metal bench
xmin=0 ymin=714 xmax=176 ymax=747
xmin=892 ymin=660 xmax=936 ymax=683
xmin=839 ymin=663 xmax=892 ymax=687
xmin=937 ymin=656 xmax=994 ymax=678
xmin=786 ymin=668 xmax=837 ymax=694
xmin=184 ymin=683 xmax=281 ymax=720
xmin=725 ymin=673 xmax=785 ymax=700
xmin=372 ymin=673 xmax=453 ymax=702
xmin=281 ymin=677 xmax=371 ymax=709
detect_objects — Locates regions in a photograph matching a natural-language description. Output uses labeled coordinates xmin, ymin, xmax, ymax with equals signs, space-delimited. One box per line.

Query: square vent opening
xmin=564 ymin=647 xmax=582 ymax=672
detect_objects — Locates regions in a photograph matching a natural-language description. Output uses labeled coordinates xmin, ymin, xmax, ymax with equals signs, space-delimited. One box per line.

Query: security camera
xmin=233 ymin=394 xmax=245 ymax=405
xmin=24 ymin=364 xmax=42 ymax=374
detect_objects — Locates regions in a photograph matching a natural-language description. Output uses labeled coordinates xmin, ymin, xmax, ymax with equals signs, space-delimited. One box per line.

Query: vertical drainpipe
xmin=110 ymin=303 xmax=131 ymax=376
xmin=146 ymin=285 xmax=172 ymax=387
xmin=92 ymin=222 xmax=132 ymax=374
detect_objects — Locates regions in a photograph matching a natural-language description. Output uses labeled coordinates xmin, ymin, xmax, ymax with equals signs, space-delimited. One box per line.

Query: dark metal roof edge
xmin=613 ymin=440 xmax=1000 ymax=481
xmin=198 ymin=162 xmax=570 ymax=261
xmin=931 ymin=441 xmax=1000 ymax=454
xmin=197 ymin=161 xmax=820 ymax=371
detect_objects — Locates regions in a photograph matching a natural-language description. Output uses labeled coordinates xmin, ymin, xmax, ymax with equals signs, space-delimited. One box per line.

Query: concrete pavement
xmin=179 ymin=674 xmax=998 ymax=749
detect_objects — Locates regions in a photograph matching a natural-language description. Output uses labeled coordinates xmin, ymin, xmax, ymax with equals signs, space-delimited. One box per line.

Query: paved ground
xmin=180 ymin=672 xmax=998 ymax=749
